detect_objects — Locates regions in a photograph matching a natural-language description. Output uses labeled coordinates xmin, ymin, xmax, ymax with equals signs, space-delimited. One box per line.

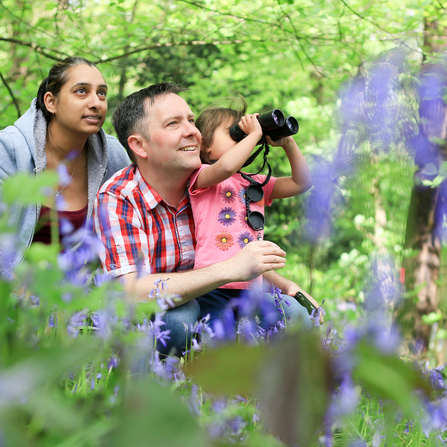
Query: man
xmin=94 ymin=83 xmax=316 ymax=355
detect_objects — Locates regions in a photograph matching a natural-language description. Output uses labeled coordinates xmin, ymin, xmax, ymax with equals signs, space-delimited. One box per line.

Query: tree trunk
xmin=402 ymin=181 xmax=442 ymax=347
xmin=401 ymin=34 xmax=447 ymax=349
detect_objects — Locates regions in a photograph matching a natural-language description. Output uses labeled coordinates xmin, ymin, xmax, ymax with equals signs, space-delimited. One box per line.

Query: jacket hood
xmin=13 ymin=99 xmax=39 ymax=159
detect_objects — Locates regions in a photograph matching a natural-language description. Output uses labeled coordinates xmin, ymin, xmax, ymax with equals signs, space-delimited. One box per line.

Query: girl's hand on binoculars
xmin=239 ymin=113 xmax=262 ymax=139
xmin=265 ymin=135 xmax=294 ymax=147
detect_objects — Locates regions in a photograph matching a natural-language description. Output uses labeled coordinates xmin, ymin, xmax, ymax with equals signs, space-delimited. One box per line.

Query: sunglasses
xmin=240 ymin=141 xmax=272 ymax=232
xmin=245 ymin=179 xmax=265 ymax=231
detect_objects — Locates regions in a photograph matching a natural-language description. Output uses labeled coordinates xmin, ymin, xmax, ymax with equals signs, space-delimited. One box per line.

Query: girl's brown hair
xmin=195 ymin=95 xmax=247 ymax=163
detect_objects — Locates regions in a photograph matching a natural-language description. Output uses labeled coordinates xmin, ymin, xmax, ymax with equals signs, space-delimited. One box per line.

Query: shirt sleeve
xmin=93 ymin=189 xmax=151 ymax=277
xmin=188 ymin=164 xmax=211 ymax=196
xmin=254 ymin=174 xmax=277 ymax=206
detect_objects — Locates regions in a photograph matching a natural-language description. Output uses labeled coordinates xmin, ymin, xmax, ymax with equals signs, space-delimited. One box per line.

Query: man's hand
xmin=223 ymin=240 xmax=286 ymax=282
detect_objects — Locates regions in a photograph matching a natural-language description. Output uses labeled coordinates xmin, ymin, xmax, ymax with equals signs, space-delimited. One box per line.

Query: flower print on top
xmin=221 ymin=186 xmax=236 ymax=204
xmin=238 ymin=188 xmax=247 ymax=205
xmin=237 ymin=231 xmax=254 ymax=249
xmin=239 ymin=212 xmax=249 ymax=228
xmin=255 ymin=196 xmax=265 ymax=207
xmin=215 ymin=231 xmax=234 ymax=251
xmin=218 ymin=207 xmax=237 ymax=227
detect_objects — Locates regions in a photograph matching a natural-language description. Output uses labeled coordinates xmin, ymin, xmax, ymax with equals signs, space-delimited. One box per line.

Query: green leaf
xmin=185 ymin=343 xmax=266 ymax=396
xmin=352 ymin=340 xmax=430 ymax=417
xmin=256 ymin=330 xmax=331 ymax=447
xmin=2 ymin=171 xmax=58 ymax=206
xmin=105 ymin=378 xmax=210 ymax=447
xmin=0 ymin=338 xmax=101 ymax=405
xmin=422 ymin=311 xmax=442 ymax=324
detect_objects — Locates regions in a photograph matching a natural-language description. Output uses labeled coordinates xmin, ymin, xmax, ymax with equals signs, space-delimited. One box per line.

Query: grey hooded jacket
xmin=0 ymin=99 xmax=130 ymax=268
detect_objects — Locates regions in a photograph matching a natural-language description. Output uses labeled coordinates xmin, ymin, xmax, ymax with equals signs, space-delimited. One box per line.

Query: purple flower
xmin=237 ymin=231 xmax=253 ymax=249
xmin=67 ymin=311 xmax=88 ymax=337
xmin=310 ymin=305 xmax=326 ymax=328
xmin=238 ymin=189 xmax=247 ymax=205
xmin=221 ymin=186 xmax=236 ymax=203
xmin=0 ymin=234 xmax=18 ymax=281
xmin=218 ymin=207 xmax=237 ymax=227
xmin=91 ymin=308 xmax=118 ymax=340
xmin=57 ymin=164 xmax=71 ymax=187
xmin=108 ymin=357 xmax=119 ymax=369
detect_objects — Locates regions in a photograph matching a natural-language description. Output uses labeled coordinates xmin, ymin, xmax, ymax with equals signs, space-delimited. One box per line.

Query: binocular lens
xmin=273 ymin=110 xmax=283 ymax=126
xmin=229 ymin=108 xmax=298 ymax=144
xmin=286 ymin=116 xmax=299 ymax=133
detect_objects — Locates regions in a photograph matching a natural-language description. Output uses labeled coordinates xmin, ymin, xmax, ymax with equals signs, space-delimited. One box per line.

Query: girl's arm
xmin=193 ymin=114 xmax=263 ymax=190
xmin=268 ymin=136 xmax=312 ymax=200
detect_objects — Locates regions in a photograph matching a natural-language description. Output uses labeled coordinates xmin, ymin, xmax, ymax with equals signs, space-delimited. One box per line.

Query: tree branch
xmin=0 ymin=0 xmax=59 ymax=40
xmin=94 ymin=39 xmax=245 ymax=64
xmin=339 ymin=0 xmax=417 ymax=53
xmin=176 ymin=0 xmax=280 ymax=27
xmin=275 ymin=0 xmax=324 ymax=76
xmin=0 ymin=70 xmax=21 ymax=119
xmin=0 ymin=37 xmax=66 ymax=61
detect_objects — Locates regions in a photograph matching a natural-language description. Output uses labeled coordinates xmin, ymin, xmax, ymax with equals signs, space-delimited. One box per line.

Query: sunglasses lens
xmin=246 ymin=184 xmax=263 ymax=203
xmin=247 ymin=211 xmax=265 ymax=231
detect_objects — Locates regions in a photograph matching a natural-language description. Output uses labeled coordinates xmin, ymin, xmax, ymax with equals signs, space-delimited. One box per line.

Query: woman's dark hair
xmin=36 ymin=56 xmax=98 ymax=123
xmin=195 ymin=95 xmax=247 ymax=163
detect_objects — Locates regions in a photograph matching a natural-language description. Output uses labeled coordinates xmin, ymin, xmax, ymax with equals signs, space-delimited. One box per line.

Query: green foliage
xmin=1 ymin=171 xmax=58 ymax=206
xmin=352 ymin=340 xmax=430 ymax=418
xmin=1 ymin=1 xmax=447 ymax=446
xmin=105 ymin=379 xmax=210 ymax=447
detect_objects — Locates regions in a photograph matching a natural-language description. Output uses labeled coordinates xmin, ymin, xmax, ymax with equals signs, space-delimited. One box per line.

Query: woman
xmin=0 ymin=56 xmax=130 ymax=268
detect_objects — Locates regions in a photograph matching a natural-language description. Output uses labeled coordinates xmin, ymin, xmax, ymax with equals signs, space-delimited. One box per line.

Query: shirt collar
xmin=135 ymin=167 xmax=190 ymax=211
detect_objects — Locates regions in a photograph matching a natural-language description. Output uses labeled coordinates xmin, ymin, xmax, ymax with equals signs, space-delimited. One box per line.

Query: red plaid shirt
xmin=93 ymin=165 xmax=196 ymax=277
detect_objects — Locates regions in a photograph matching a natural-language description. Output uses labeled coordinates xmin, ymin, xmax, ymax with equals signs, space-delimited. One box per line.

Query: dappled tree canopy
xmin=1 ymin=0 xmax=447 ymax=348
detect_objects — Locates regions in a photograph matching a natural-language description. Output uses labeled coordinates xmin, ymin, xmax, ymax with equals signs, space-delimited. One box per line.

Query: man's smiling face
xmin=140 ymin=93 xmax=202 ymax=175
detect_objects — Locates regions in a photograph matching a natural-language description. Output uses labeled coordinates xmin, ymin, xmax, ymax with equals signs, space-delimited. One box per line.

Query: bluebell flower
xmin=189 ymin=384 xmax=202 ymax=416
xmin=67 ymin=311 xmax=88 ymax=337
xmin=57 ymin=164 xmax=71 ymax=188
xmin=348 ymin=439 xmax=367 ymax=447
xmin=91 ymin=308 xmax=118 ymax=340
xmin=59 ymin=217 xmax=74 ymax=236
xmin=0 ymin=234 xmax=18 ymax=281
xmin=310 ymin=305 xmax=326 ymax=328
xmin=108 ymin=357 xmax=119 ymax=369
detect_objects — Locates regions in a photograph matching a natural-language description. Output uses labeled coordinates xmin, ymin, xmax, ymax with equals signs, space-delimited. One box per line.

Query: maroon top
xmin=32 ymin=205 xmax=88 ymax=245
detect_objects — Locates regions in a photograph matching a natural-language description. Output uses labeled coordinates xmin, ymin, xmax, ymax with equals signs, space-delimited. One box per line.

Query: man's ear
xmin=127 ymin=134 xmax=148 ymax=159
xmin=44 ymin=92 xmax=57 ymax=114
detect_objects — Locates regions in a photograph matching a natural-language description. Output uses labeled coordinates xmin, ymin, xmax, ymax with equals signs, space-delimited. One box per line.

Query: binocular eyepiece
xmin=229 ymin=108 xmax=299 ymax=143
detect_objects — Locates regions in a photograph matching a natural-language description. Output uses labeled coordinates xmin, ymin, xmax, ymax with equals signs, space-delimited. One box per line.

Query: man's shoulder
xmin=99 ymin=164 xmax=139 ymax=197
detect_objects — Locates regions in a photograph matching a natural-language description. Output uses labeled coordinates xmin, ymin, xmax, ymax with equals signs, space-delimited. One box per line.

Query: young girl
xmin=189 ymin=97 xmax=316 ymax=329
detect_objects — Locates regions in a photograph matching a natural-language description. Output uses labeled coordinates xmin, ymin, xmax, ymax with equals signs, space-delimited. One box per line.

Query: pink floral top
xmin=189 ymin=164 xmax=276 ymax=289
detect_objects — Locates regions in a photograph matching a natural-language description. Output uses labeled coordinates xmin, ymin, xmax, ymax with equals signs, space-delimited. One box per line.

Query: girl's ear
xmin=44 ymin=92 xmax=57 ymax=114
xmin=201 ymin=147 xmax=211 ymax=164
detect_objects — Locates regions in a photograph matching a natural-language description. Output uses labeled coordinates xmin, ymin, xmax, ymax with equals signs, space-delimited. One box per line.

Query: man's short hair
xmin=112 ymin=82 xmax=187 ymax=163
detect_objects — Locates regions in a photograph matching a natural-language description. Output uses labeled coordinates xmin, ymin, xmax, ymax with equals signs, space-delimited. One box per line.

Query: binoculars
xmin=229 ymin=108 xmax=299 ymax=143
